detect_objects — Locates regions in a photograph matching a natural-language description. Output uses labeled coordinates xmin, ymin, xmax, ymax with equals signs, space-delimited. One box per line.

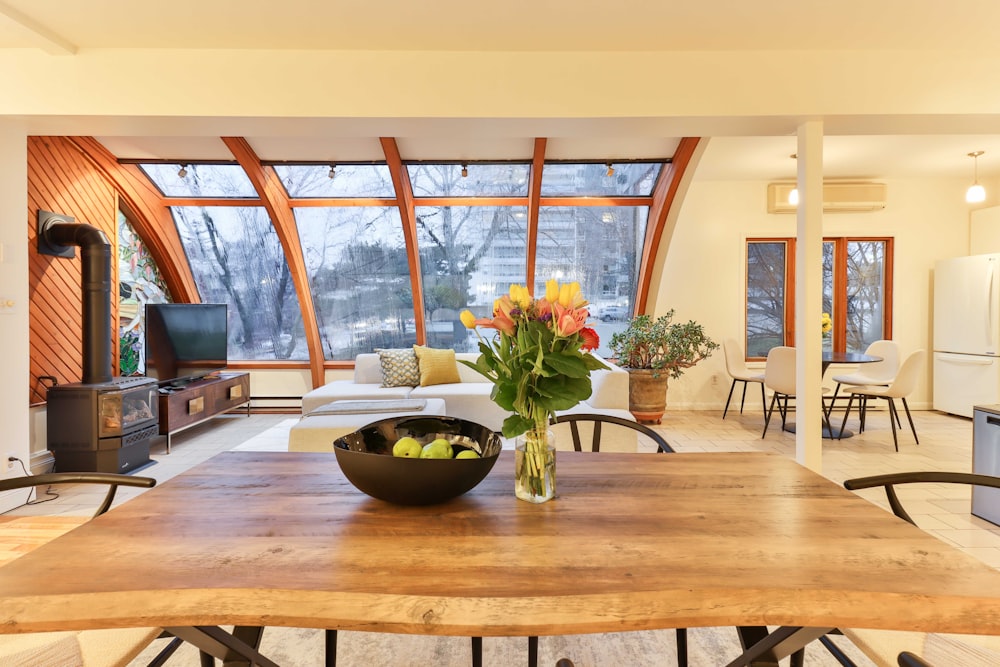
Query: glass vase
xmin=514 ymin=428 xmax=556 ymax=503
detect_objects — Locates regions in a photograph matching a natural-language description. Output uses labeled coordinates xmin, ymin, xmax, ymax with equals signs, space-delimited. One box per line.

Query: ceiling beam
xmin=526 ymin=137 xmax=546 ymax=294
xmin=222 ymin=136 xmax=326 ymax=389
xmin=0 ymin=2 xmax=76 ymax=55
xmin=381 ymin=137 xmax=427 ymax=345
xmin=637 ymin=137 xmax=701 ymax=313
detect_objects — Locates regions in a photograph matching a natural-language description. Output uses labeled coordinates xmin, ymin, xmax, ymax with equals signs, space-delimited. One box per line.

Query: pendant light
xmin=967 ymin=151 xmax=986 ymax=203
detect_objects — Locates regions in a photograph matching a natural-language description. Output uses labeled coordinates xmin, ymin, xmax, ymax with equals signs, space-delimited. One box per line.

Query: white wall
xmin=0 ymin=121 xmax=29 ymax=512
xmin=649 ymin=174 xmax=975 ymax=411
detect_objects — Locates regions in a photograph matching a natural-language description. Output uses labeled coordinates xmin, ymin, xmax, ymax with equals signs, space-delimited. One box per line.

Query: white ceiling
xmin=3 ymin=0 xmax=999 ymax=52
xmin=5 ymin=1 xmax=1000 ymax=181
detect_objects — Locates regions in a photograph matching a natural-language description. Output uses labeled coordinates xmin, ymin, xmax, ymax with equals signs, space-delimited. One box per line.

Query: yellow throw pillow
xmin=413 ymin=345 xmax=461 ymax=386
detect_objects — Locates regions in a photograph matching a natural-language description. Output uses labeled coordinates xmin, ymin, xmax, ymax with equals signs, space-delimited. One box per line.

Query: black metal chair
xmin=519 ymin=414 xmax=686 ymax=667
xmin=554 ymin=412 xmax=676 ymax=453
xmin=0 ymin=471 xmax=187 ymax=667
xmin=813 ymin=472 xmax=1000 ymax=667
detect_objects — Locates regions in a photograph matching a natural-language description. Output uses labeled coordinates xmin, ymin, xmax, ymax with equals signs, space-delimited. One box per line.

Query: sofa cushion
xmin=375 ymin=348 xmax=420 ymax=387
xmin=409 ymin=382 xmax=509 ymax=432
xmin=301 ymin=380 xmax=411 ymax=415
xmin=413 ymin=345 xmax=461 ymax=386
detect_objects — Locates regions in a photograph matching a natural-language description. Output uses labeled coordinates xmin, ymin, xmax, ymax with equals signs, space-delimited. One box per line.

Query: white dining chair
xmin=762 ymin=346 xmax=835 ymax=438
xmin=827 ymin=339 xmax=900 ymax=415
xmin=837 ymin=349 xmax=926 ymax=451
xmin=722 ymin=338 xmax=765 ymax=419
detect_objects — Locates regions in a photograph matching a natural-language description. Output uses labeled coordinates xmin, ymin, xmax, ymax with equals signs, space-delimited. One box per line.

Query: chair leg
xmin=827 ymin=383 xmax=842 ymax=419
xmin=763 ymin=393 xmax=779 ymax=438
xmin=676 ymin=628 xmax=688 ymax=667
xmin=471 ymin=636 xmax=482 ymax=667
xmin=887 ymin=398 xmax=900 ymax=452
xmin=723 ymin=379 xmax=738 ymax=419
xmin=901 ymin=397 xmax=919 ymax=444
xmin=528 ymin=635 xmax=538 ymax=667
xmin=821 ymin=401 xmax=835 ymax=438
xmin=739 ymin=381 xmax=749 ymax=413
xmin=838 ymin=395 xmax=855 ymax=439
xmin=759 ymin=382 xmax=766 ymax=419
xmin=780 ymin=395 xmax=789 ymax=430
xmin=326 ymin=629 xmax=337 ymax=667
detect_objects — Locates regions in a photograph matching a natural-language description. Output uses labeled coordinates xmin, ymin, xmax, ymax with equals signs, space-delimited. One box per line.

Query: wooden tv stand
xmin=157 ymin=371 xmax=250 ymax=453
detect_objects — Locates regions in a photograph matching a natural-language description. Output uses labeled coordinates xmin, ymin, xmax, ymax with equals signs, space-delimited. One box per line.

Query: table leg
xmin=727 ymin=626 xmax=833 ymax=667
xmin=164 ymin=626 xmax=275 ymax=667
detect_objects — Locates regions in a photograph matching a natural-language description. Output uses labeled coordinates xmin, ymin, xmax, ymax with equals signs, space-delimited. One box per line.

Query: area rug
xmin=131 ymin=626 xmax=875 ymax=666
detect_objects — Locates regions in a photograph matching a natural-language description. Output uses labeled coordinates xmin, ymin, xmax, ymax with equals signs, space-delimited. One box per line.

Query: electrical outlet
xmin=6 ymin=453 xmax=16 ymax=471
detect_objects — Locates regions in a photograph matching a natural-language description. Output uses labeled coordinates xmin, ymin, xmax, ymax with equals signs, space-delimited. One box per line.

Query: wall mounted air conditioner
xmin=767 ymin=182 xmax=887 ymax=213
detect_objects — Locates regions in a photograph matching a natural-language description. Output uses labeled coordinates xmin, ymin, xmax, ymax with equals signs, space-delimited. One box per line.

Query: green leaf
xmin=543 ymin=352 xmax=589 ymax=378
xmin=502 ymin=413 xmax=533 ymax=438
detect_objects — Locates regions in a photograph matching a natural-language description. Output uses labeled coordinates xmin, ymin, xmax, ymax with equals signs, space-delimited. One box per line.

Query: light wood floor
xmin=3 ymin=406 xmax=999 ymax=571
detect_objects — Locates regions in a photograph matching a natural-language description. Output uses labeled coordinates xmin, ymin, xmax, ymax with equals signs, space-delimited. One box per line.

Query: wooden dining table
xmin=2 ymin=450 xmax=1000 ymax=667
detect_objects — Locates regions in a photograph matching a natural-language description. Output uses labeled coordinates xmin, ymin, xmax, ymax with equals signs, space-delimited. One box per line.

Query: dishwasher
xmin=973 ymin=406 xmax=1000 ymax=526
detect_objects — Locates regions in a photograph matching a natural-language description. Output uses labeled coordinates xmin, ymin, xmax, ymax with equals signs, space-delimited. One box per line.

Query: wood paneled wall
xmin=28 ymin=137 xmax=119 ymax=404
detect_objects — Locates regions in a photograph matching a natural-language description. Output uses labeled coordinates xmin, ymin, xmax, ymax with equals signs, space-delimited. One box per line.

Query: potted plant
xmin=608 ymin=310 xmax=719 ymax=424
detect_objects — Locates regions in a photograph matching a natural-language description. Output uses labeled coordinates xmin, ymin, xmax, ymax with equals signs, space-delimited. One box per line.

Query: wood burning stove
xmin=39 ymin=212 xmax=161 ymax=473
xmin=47 ymin=377 xmax=159 ymax=473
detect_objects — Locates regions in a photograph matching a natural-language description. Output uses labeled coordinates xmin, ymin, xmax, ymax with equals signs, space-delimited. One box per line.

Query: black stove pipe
xmin=41 ymin=222 xmax=113 ymax=385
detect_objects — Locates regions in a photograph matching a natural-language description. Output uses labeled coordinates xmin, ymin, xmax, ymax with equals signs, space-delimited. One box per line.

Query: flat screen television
xmin=145 ymin=303 xmax=228 ymax=386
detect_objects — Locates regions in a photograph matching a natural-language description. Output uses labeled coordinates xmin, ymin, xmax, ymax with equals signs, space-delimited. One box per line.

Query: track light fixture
xmin=177 ymin=164 xmax=188 ymax=179
xmin=461 ymin=163 xmax=468 ymax=178
xmin=605 ymin=162 xmax=615 ymax=177
xmin=328 ymin=164 xmax=336 ymax=179
xmin=967 ymin=151 xmax=986 ymax=204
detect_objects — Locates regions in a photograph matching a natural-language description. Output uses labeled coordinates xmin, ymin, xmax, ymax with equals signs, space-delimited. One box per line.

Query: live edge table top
xmin=2 ymin=450 xmax=1000 ymax=639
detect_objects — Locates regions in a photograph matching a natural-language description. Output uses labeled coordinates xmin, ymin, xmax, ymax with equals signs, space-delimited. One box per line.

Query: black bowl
xmin=333 ymin=415 xmax=503 ymax=505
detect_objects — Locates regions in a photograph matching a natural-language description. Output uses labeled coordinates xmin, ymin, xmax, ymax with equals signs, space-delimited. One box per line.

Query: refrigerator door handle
xmin=939 ymin=356 xmax=994 ymax=365
xmin=988 ymin=416 xmax=1000 ymax=427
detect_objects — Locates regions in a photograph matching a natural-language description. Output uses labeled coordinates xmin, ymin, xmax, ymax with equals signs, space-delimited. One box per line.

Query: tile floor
xmin=5 ymin=406 xmax=1000 ymax=570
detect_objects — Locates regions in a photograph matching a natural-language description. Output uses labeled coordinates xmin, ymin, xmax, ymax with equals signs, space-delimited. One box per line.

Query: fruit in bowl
xmin=333 ymin=415 xmax=503 ymax=505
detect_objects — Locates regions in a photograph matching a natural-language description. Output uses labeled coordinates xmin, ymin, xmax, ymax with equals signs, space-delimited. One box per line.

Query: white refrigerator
xmin=933 ymin=253 xmax=1000 ymax=418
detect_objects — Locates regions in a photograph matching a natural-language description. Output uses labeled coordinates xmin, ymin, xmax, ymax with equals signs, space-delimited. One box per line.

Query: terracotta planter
xmin=626 ymin=368 xmax=669 ymax=424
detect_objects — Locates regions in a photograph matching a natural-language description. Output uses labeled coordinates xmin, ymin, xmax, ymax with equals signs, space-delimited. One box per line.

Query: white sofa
xmin=300 ymin=351 xmax=633 ymax=434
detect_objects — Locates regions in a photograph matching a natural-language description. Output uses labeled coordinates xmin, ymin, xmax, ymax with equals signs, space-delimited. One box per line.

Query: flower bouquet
xmin=460 ymin=280 xmax=608 ymax=502
xmin=822 ymin=312 xmax=833 ymax=337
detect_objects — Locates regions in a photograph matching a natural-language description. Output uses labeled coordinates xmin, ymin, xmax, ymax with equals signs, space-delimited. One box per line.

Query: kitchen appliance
xmin=933 ymin=254 xmax=1000 ymax=418
xmin=972 ymin=406 xmax=1000 ymax=526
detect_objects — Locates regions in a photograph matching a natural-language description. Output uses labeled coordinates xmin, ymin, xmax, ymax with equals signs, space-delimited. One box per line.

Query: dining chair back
xmin=838 ymin=472 xmax=1000 ymax=667
xmin=762 ymin=346 xmax=834 ymax=438
xmin=521 ymin=413 xmax=686 ymax=667
xmin=722 ymin=338 xmax=766 ymax=420
xmin=0 ymin=472 xmax=186 ymax=667
xmin=828 ymin=339 xmax=900 ymax=412
xmin=837 ymin=349 xmax=925 ymax=451
xmin=553 ymin=413 xmax=675 ymax=453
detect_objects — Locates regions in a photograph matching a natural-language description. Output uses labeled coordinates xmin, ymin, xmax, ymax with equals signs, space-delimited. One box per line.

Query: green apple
xmin=392 ymin=436 xmax=423 ymax=458
xmin=455 ymin=450 xmax=480 ymax=459
xmin=420 ymin=438 xmax=454 ymax=459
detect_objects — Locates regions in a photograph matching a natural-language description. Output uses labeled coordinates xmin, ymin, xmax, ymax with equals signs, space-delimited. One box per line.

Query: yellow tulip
xmin=509 ymin=284 xmax=531 ymax=310
xmin=545 ymin=279 xmax=560 ymax=303
xmin=460 ymin=310 xmax=476 ymax=329
xmin=558 ymin=282 xmax=586 ymax=308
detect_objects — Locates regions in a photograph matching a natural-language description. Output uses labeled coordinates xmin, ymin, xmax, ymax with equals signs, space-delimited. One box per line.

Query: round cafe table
xmin=783 ymin=350 xmax=882 ymax=439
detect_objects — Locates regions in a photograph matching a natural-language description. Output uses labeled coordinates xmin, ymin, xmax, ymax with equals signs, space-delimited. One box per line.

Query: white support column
xmin=795 ymin=121 xmax=824 ymax=472
xmin=0 ymin=120 xmax=29 ymax=512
